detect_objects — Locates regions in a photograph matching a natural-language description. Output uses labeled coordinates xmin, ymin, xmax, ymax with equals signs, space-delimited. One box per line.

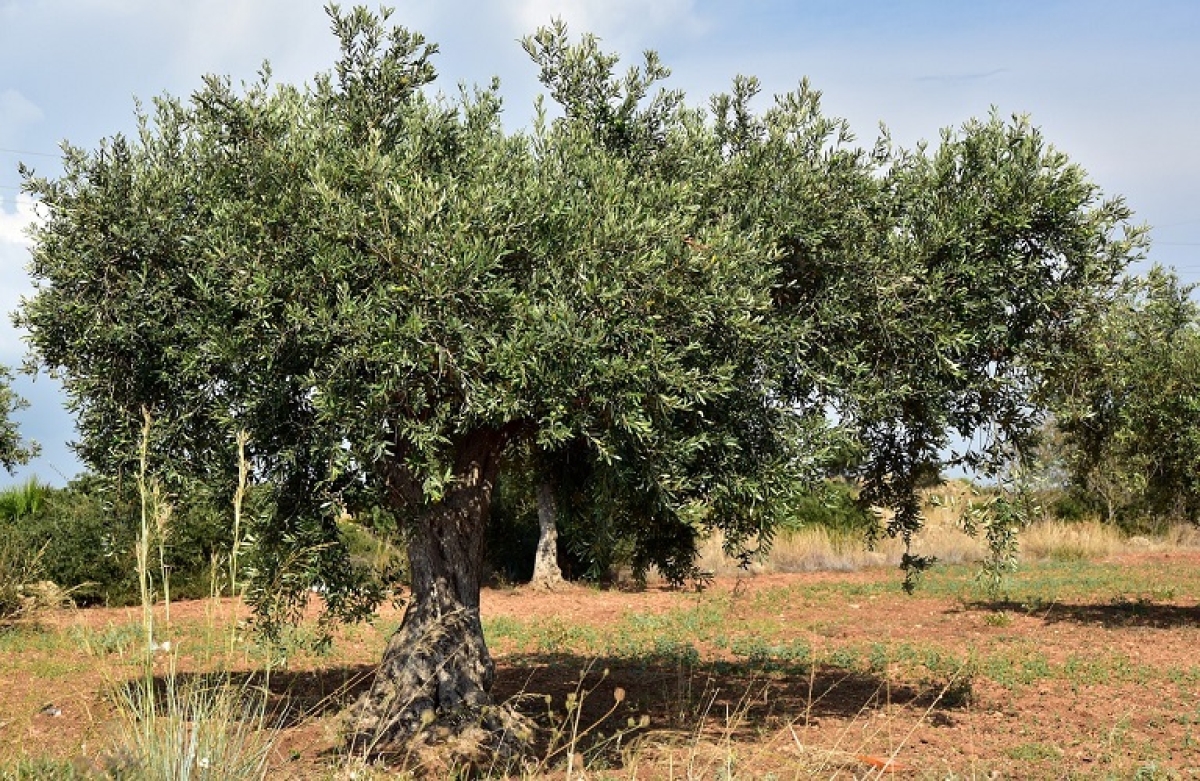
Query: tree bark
xmin=347 ymin=428 xmax=529 ymax=759
xmin=530 ymin=476 xmax=566 ymax=589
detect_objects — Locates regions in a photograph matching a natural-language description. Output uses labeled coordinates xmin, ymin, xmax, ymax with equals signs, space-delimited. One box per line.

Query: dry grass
xmin=1018 ymin=520 xmax=1124 ymax=561
xmin=103 ymin=673 xmax=276 ymax=781
xmin=694 ymin=481 xmax=1200 ymax=578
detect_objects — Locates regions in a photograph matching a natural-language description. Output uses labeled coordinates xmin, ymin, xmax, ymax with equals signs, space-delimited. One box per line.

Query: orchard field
xmin=3 ymin=543 xmax=1199 ymax=779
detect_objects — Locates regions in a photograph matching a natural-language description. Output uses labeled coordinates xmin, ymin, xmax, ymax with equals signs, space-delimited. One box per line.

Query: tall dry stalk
xmin=136 ymin=408 xmax=175 ymax=645
xmin=155 ymin=485 xmax=174 ymax=629
xmin=137 ymin=408 xmax=155 ymax=653
xmin=108 ymin=414 xmax=277 ymax=780
xmin=230 ymin=431 xmax=249 ymax=599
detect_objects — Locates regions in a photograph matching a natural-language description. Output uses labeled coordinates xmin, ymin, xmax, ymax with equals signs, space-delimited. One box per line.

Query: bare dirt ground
xmin=3 ymin=551 xmax=1200 ymax=778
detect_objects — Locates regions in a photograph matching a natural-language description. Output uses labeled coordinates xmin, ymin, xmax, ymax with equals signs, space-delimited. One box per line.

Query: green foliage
xmin=1047 ymin=266 xmax=1200 ymax=525
xmin=800 ymin=114 xmax=1144 ymax=572
xmin=16 ymin=4 xmax=1143 ymax=630
xmin=0 ymin=368 xmax=36 ymax=474
xmin=1039 ymin=487 xmax=1100 ymax=523
xmin=778 ymin=480 xmax=877 ymax=537
xmin=959 ymin=483 xmax=1035 ymax=595
xmin=0 ymin=535 xmax=46 ymax=620
xmin=0 ymin=475 xmax=242 ymax=606
xmin=485 ymin=457 xmax=542 ymax=584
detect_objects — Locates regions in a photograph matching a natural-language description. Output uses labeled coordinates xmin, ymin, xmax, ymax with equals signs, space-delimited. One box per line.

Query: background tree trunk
xmin=530 ymin=476 xmax=566 ymax=589
xmin=348 ymin=429 xmax=528 ymax=758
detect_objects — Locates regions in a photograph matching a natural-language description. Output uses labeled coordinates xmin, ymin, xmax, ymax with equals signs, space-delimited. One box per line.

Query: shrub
xmin=0 ymin=475 xmax=241 ymax=606
xmin=1038 ymin=487 xmax=1100 ymax=523
xmin=35 ymin=481 xmax=139 ymax=605
xmin=780 ymin=479 xmax=877 ymax=537
xmin=0 ymin=536 xmax=46 ymax=620
xmin=107 ymin=675 xmax=275 ymax=781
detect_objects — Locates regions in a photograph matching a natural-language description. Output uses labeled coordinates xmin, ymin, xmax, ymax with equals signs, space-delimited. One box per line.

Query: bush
xmin=107 ymin=675 xmax=275 ymax=780
xmin=780 ymin=480 xmax=877 ymax=537
xmin=28 ymin=480 xmax=139 ymax=605
xmin=1037 ymin=488 xmax=1100 ymax=523
xmin=0 ymin=475 xmax=239 ymax=606
xmin=0 ymin=536 xmax=46 ymax=620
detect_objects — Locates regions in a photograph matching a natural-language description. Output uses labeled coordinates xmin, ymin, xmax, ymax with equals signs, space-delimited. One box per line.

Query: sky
xmin=0 ymin=0 xmax=1198 ymax=486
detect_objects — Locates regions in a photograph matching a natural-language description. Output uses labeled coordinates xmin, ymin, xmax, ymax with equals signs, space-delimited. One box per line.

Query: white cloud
xmin=0 ymin=195 xmax=37 ymax=360
xmin=0 ymin=194 xmax=37 ymax=247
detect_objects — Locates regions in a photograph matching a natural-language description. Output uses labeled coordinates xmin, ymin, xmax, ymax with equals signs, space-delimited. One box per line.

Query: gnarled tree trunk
xmin=348 ymin=428 xmax=528 ymax=759
xmin=530 ymin=476 xmax=566 ymax=589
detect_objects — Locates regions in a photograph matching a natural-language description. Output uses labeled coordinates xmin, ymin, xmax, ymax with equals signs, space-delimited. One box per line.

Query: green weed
xmin=982 ymin=610 xmax=1011 ymax=627
xmin=71 ymin=622 xmax=142 ymax=657
xmin=1004 ymin=741 xmax=1062 ymax=761
xmin=483 ymin=614 xmax=523 ymax=641
xmin=0 ymin=756 xmax=96 ymax=780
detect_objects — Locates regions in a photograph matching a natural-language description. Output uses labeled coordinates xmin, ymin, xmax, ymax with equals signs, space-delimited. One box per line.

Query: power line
xmin=0 ymin=147 xmax=58 ymax=159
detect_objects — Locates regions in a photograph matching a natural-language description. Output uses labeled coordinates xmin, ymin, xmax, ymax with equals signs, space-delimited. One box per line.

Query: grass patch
xmin=103 ymin=673 xmax=276 ymax=781
xmin=0 ymin=756 xmax=96 ymax=780
xmin=1004 ymin=741 xmax=1062 ymax=761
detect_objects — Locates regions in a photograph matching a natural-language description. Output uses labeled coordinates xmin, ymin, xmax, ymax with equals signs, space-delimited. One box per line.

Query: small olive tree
xmin=1047 ymin=266 xmax=1200 ymax=524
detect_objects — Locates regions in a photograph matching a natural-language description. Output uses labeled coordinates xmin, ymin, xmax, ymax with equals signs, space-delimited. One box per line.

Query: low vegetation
xmin=0 ymin=461 xmax=1197 ymax=778
xmin=2 ymin=542 xmax=1199 ymax=778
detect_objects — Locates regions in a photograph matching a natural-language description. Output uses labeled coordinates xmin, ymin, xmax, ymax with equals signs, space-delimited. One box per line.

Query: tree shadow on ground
xmin=490 ymin=651 xmax=967 ymax=764
xmin=127 ymin=650 xmax=966 ymax=768
xmin=958 ymin=599 xmax=1200 ymax=629
xmin=123 ymin=663 xmax=378 ymax=729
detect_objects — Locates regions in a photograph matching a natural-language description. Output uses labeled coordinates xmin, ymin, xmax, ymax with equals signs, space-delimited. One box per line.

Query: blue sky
xmin=1 ymin=0 xmax=1198 ymax=485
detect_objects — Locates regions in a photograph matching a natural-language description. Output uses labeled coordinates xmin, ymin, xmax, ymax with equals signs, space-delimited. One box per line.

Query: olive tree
xmin=807 ymin=116 xmax=1146 ymax=574
xmin=19 ymin=8 xmax=794 ymax=753
xmin=16 ymin=5 xmax=1141 ymax=755
xmin=1047 ymin=266 xmax=1200 ymax=523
